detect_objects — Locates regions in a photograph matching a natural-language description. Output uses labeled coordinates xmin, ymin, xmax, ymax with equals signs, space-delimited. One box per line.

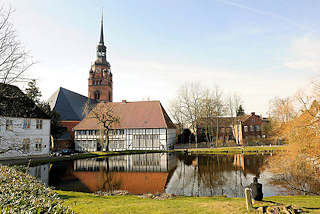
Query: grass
xmin=56 ymin=191 xmax=320 ymax=214
xmin=175 ymin=145 xmax=286 ymax=155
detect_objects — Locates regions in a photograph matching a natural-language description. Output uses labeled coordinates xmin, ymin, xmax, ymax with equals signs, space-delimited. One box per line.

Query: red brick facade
xmin=88 ymin=63 xmax=113 ymax=102
xmin=241 ymin=112 xmax=264 ymax=140
xmin=59 ymin=121 xmax=80 ymax=140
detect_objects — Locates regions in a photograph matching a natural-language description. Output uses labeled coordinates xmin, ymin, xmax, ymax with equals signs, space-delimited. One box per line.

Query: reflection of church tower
xmin=88 ymin=14 xmax=113 ymax=102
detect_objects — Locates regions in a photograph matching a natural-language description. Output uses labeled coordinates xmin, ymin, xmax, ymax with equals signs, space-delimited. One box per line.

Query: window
xmin=36 ymin=120 xmax=42 ymax=129
xmin=22 ymin=138 xmax=30 ymax=153
xmin=35 ymin=138 xmax=42 ymax=152
xmin=244 ymin=126 xmax=248 ymax=132
xmin=23 ymin=119 xmax=31 ymax=129
xmin=5 ymin=119 xmax=13 ymax=131
xmin=250 ymin=125 xmax=254 ymax=132
xmin=88 ymin=130 xmax=94 ymax=135
xmin=94 ymin=90 xmax=100 ymax=100
xmin=256 ymin=125 xmax=261 ymax=131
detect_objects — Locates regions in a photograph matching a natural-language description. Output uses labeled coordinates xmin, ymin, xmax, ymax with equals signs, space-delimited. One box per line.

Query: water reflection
xmin=29 ymin=164 xmax=49 ymax=186
xmin=166 ymin=154 xmax=269 ymax=197
xmin=30 ymin=153 xmax=291 ymax=197
xmin=71 ymin=153 xmax=176 ymax=194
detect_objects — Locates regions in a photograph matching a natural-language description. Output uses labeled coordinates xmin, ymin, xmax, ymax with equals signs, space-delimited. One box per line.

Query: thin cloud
xmin=215 ymin=0 xmax=314 ymax=32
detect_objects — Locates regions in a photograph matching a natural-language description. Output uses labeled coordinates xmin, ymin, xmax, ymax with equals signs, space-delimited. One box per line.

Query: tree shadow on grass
xmin=58 ymin=194 xmax=78 ymax=200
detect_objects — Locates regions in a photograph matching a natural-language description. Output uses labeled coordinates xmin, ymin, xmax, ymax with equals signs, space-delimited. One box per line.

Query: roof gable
xmin=48 ymin=87 xmax=96 ymax=121
xmin=74 ymin=101 xmax=175 ymax=130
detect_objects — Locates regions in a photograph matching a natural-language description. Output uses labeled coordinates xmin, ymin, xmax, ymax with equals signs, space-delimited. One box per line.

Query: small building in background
xmin=0 ymin=83 xmax=51 ymax=159
xmin=196 ymin=112 xmax=266 ymax=146
xmin=73 ymin=100 xmax=176 ymax=151
xmin=238 ymin=112 xmax=265 ymax=145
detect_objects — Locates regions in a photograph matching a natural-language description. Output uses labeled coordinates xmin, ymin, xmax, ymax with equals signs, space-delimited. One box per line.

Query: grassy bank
xmin=57 ymin=191 xmax=320 ymax=214
xmin=175 ymin=145 xmax=286 ymax=155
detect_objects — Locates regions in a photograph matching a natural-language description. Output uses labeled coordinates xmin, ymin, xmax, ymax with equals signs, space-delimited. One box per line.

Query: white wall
xmin=0 ymin=117 xmax=51 ymax=159
xmin=74 ymin=127 xmax=176 ymax=152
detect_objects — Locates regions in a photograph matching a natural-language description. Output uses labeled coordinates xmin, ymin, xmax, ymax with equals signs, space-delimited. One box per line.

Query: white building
xmin=73 ymin=100 xmax=176 ymax=151
xmin=0 ymin=117 xmax=51 ymax=159
xmin=0 ymin=83 xmax=51 ymax=160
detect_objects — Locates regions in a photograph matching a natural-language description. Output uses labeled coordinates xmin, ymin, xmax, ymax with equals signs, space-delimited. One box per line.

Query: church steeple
xmin=99 ymin=13 xmax=104 ymax=45
xmin=96 ymin=12 xmax=107 ymax=64
xmin=88 ymin=12 xmax=113 ymax=103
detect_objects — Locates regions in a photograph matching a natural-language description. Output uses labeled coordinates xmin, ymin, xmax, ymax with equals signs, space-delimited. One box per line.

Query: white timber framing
xmin=74 ymin=128 xmax=176 ymax=152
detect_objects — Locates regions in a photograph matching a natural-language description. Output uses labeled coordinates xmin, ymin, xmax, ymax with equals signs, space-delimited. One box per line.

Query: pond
xmin=29 ymin=153 xmax=292 ymax=197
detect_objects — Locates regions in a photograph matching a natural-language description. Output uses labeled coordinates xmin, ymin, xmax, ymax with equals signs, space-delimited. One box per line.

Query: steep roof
xmin=0 ymin=83 xmax=49 ymax=119
xmin=47 ymin=87 xmax=96 ymax=121
xmin=74 ymin=100 xmax=176 ymax=130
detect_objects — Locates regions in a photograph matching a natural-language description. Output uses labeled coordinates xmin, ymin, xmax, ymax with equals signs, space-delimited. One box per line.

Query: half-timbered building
xmin=73 ymin=100 xmax=176 ymax=151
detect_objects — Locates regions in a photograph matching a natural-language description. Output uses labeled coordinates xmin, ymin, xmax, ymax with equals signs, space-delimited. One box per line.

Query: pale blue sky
xmin=3 ymin=0 xmax=320 ymax=115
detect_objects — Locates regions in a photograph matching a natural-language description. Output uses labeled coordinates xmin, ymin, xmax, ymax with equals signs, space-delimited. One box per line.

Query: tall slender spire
xmin=99 ymin=11 xmax=104 ymax=45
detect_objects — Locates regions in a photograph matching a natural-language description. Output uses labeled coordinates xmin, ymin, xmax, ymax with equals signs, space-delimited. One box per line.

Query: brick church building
xmin=48 ymin=16 xmax=175 ymax=151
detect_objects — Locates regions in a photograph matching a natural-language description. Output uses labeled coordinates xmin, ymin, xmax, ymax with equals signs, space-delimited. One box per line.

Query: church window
xmin=94 ymin=91 xmax=101 ymax=100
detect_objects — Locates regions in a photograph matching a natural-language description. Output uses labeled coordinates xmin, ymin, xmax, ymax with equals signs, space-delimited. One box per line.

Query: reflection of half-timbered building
xmin=73 ymin=100 xmax=176 ymax=151
xmin=71 ymin=153 xmax=177 ymax=194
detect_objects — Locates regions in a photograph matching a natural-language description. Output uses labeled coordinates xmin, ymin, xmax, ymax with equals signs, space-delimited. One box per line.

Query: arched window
xmin=100 ymin=80 xmax=102 ymax=85
xmin=94 ymin=90 xmax=100 ymax=100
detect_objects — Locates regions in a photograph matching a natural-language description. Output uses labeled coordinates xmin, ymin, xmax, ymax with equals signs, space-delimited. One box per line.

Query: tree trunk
xmin=216 ymin=117 xmax=219 ymax=147
xmin=105 ymin=129 xmax=110 ymax=151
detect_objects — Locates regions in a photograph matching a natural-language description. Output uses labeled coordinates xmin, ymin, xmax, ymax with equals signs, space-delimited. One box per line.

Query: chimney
xmin=122 ymin=100 xmax=127 ymax=104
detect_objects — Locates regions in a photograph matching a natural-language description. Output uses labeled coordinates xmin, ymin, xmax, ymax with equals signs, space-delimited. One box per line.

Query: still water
xmin=29 ymin=153 xmax=289 ymax=197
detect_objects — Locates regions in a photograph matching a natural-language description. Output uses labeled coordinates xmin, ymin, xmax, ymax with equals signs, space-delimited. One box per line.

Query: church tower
xmin=88 ymin=15 xmax=113 ymax=102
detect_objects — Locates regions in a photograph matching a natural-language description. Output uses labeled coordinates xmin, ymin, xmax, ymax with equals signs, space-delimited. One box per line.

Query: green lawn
xmin=57 ymin=191 xmax=320 ymax=214
xmin=176 ymin=145 xmax=286 ymax=155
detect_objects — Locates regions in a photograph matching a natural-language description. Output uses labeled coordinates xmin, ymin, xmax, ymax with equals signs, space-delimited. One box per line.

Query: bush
xmin=0 ymin=165 xmax=74 ymax=213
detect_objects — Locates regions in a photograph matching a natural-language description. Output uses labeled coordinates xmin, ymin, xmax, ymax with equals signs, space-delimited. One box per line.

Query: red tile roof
xmin=73 ymin=101 xmax=176 ymax=130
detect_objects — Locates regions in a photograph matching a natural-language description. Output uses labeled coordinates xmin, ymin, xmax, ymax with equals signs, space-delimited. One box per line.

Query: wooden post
xmin=245 ymin=188 xmax=253 ymax=211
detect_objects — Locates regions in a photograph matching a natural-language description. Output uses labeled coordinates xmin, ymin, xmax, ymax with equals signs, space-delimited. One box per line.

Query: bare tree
xmin=201 ymin=89 xmax=216 ymax=143
xmin=200 ymin=86 xmax=226 ymax=145
xmin=211 ymin=87 xmax=226 ymax=146
xmin=0 ymin=5 xmax=34 ymax=85
xmin=227 ymin=93 xmax=242 ymax=145
xmin=268 ymin=97 xmax=297 ymax=124
xmin=169 ymin=82 xmax=204 ymax=146
xmin=83 ymin=101 xmax=120 ymax=151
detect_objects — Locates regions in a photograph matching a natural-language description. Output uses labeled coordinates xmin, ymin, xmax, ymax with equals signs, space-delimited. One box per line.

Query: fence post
xmin=245 ymin=188 xmax=253 ymax=211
